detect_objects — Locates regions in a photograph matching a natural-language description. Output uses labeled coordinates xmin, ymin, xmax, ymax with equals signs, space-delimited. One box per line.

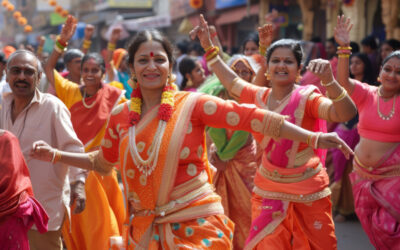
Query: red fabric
xmin=0 ymin=130 xmax=33 ymax=219
xmin=69 ymin=84 xmax=122 ymax=145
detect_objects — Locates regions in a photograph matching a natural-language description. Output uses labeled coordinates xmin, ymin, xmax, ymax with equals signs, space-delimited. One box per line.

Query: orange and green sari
xmin=54 ymin=71 xmax=126 ymax=250
xmin=100 ymin=92 xmax=235 ymax=249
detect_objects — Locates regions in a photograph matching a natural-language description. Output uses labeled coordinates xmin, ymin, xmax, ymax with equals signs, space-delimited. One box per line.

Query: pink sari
xmin=245 ymin=86 xmax=331 ymax=249
xmin=351 ymin=143 xmax=400 ymax=249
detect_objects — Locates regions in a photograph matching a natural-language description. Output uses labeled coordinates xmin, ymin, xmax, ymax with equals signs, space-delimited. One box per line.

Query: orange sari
xmin=54 ymin=71 xmax=126 ymax=250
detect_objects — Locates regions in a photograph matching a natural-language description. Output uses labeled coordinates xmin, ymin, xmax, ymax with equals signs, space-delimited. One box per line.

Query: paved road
xmin=335 ymin=220 xmax=374 ymax=250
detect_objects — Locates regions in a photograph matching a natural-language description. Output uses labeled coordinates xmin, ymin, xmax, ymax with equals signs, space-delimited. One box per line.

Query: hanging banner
xmin=94 ymin=0 xmax=152 ymax=11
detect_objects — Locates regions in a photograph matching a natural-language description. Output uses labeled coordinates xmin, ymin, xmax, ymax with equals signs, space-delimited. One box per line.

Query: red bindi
xmin=150 ymin=52 xmax=154 ymax=57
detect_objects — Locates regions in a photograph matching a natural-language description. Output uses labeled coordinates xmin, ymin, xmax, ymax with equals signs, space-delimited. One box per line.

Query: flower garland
xmin=128 ymin=82 xmax=176 ymax=126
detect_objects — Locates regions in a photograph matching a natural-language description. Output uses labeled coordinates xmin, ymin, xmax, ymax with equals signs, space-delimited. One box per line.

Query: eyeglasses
xmin=8 ymin=67 xmax=37 ymax=77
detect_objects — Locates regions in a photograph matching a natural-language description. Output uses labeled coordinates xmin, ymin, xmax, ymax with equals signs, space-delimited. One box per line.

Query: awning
xmin=215 ymin=4 xmax=259 ymax=26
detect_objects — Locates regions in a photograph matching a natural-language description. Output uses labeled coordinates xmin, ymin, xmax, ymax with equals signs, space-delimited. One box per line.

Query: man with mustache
xmin=0 ymin=50 xmax=87 ymax=250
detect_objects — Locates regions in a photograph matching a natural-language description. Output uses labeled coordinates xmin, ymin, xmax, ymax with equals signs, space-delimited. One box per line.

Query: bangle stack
xmin=107 ymin=42 xmax=116 ymax=51
xmin=327 ymin=87 xmax=347 ymax=102
xmin=337 ymin=46 xmax=352 ymax=58
xmin=205 ymin=46 xmax=220 ymax=61
xmin=37 ymin=46 xmax=43 ymax=54
xmin=54 ymin=37 xmax=67 ymax=54
xmin=307 ymin=132 xmax=322 ymax=149
xmin=259 ymin=44 xmax=267 ymax=57
xmin=82 ymin=39 xmax=92 ymax=50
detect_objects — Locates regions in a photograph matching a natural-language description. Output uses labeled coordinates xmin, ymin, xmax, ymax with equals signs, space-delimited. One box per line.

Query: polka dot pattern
xmin=226 ymin=112 xmax=240 ymax=126
xmin=251 ymin=119 xmax=262 ymax=133
xmin=180 ymin=147 xmax=190 ymax=159
xmin=187 ymin=164 xmax=197 ymax=176
xmin=126 ymin=169 xmax=135 ymax=179
xmin=203 ymin=100 xmax=217 ymax=115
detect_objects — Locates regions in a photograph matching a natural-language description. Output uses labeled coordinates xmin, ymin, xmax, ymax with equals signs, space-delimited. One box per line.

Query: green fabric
xmin=200 ymin=74 xmax=249 ymax=161
xmin=207 ymin=127 xmax=250 ymax=161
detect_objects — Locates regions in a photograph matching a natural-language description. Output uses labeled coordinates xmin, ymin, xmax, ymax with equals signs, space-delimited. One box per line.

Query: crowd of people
xmin=0 ymin=12 xmax=399 ymax=250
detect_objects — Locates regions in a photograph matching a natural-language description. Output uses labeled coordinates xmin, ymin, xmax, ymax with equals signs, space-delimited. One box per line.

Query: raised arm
xmin=105 ymin=27 xmax=122 ymax=82
xmin=252 ymin=24 xmax=274 ymax=86
xmin=190 ymin=15 xmax=244 ymax=96
xmin=334 ymin=15 xmax=355 ymax=94
xmin=81 ymin=24 xmax=94 ymax=54
xmin=44 ymin=15 xmax=77 ymax=87
xmin=306 ymin=58 xmax=357 ymax=122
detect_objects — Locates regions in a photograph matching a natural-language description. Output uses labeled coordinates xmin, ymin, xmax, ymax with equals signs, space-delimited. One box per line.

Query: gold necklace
xmin=377 ymin=86 xmax=396 ymax=120
xmin=82 ymin=88 xmax=96 ymax=109
xmin=128 ymin=120 xmax=167 ymax=177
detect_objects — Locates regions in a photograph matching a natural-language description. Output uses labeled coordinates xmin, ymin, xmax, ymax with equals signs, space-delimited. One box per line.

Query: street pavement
xmin=335 ymin=220 xmax=374 ymax=250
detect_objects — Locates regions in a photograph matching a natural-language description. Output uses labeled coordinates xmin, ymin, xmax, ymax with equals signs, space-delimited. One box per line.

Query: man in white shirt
xmin=0 ymin=50 xmax=86 ymax=250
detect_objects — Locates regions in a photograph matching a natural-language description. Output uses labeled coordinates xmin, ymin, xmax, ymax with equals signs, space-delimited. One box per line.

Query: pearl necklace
xmin=82 ymin=88 xmax=96 ymax=109
xmin=128 ymin=120 xmax=167 ymax=177
xmin=377 ymin=86 xmax=396 ymax=121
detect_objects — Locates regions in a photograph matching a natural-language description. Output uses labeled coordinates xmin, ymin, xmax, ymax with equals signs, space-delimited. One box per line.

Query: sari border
xmin=244 ymin=201 xmax=289 ymax=250
xmin=157 ymin=92 xmax=202 ymax=205
xmin=253 ymin=186 xmax=331 ymax=203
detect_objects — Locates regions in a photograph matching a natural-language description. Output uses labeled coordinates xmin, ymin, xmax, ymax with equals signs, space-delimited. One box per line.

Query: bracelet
xmin=82 ymin=39 xmax=92 ymax=49
xmin=314 ymin=132 xmax=322 ymax=149
xmin=337 ymin=46 xmax=352 ymax=50
xmin=37 ymin=46 xmax=43 ymax=54
xmin=328 ymin=87 xmax=347 ymax=102
xmin=53 ymin=150 xmax=62 ymax=164
xmin=55 ymin=40 xmax=66 ymax=51
xmin=107 ymin=42 xmax=116 ymax=51
xmin=51 ymin=150 xmax=57 ymax=163
xmin=207 ymin=55 xmax=220 ymax=68
xmin=56 ymin=36 xmax=68 ymax=47
xmin=321 ymin=79 xmax=335 ymax=87
xmin=53 ymin=44 xmax=65 ymax=54
xmin=205 ymin=46 xmax=219 ymax=59
xmin=306 ymin=133 xmax=313 ymax=146
xmin=210 ymin=32 xmax=218 ymax=38
xmin=338 ymin=54 xmax=350 ymax=58
xmin=259 ymin=44 xmax=267 ymax=57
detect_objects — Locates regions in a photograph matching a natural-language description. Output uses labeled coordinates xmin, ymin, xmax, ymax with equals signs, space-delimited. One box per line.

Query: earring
xmin=168 ymin=74 xmax=176 ymax=85
xmin=265 ymin=71 xmax=271 ymax=81
xmin=296 ymin=74 xmax=302 ymax=83
xmin=377 ymin=76 xmax=381 ymax=82
xmin=128 ymin=74 xmax=137 ymax=88
xmin=186 ymin=78 xmax=193 ymax=87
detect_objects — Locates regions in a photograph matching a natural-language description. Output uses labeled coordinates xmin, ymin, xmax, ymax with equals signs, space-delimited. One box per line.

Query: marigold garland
xmin=128 ymin=83 xmax=176 ymax=126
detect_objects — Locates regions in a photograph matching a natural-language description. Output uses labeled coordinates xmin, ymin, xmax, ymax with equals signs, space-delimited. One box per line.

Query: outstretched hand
xmin=84 ymin=24 xmax=95 ymax=40
xmin=60 ymin=15 xmax=78 ymax=44
xmin=318 ymin=132 xmax=353 ymax=159
xmin=306 ymin=59 xmax=334 ymax=84
xmin=189 ymin=14 xmax=213 ymax=50
xmin=334 ymin=15 xmax=353 ymax=46
xmin=70 ymin=181 xmax=86 ymax=214
xmin=258 ymin=24 xmax=274 ymax=47
xmin=110 ymin=27 xmax=122 ymax=44
xmin=30 ymin=140 xmax=55 ymax=162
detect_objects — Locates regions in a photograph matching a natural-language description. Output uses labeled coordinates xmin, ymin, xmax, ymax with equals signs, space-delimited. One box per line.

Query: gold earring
xmin=186 ymin=78 xmax=193 ymax=87
xmin=168 ymin=74 xmax=176 ymax=85
xmin=265 ymin=71 xmax=271 ymax=81
xmin=377 ymin=76 xmax=381 ymax=82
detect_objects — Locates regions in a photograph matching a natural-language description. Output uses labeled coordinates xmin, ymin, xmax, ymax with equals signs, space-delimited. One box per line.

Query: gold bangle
xmin=107 ymin=42 xmax=116 ymax=51
xmin=337 ymin=46 xmax=352 ymax=50
xmin=328 ymin=87 xmax=347 ymax=102
xmin=306 ymin=133 xmax=313 ymax=146
xmin=321 ymin=80 xmax=336 ymax=87
xmin=338 ymin=54 xmax=350 ymax=58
